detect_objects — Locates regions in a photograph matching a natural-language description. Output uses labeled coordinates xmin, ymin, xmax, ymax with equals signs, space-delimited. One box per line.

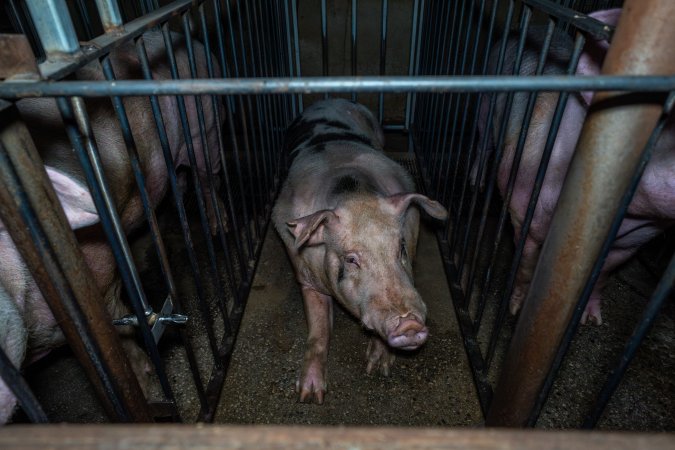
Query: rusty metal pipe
xmin=486 ymin=0 xmax=675 ymax=427
xmin=0 ymin=103 xmax=152 ymax=422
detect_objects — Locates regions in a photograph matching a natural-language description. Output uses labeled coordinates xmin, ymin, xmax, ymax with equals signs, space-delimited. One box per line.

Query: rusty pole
xmin=0 ymin=102 xmax=152 ymax=422
xmin=486 ymin=0 xmax=675 ymax=427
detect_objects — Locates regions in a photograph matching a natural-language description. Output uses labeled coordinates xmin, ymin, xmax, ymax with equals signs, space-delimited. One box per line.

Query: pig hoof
xmin=366 ymin=337 xmax=396 ymax=376
xmin=581 ymin=302 xmax=603 ymax=326
xmin=509 ymin=296 xmax=523 ymax=316
xmin=296 ymin=360 xmax=327 ymax=404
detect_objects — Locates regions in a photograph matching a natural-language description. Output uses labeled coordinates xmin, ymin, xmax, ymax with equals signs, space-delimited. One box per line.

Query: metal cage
xmin=0 ymin=0 xmax=673 ymax=431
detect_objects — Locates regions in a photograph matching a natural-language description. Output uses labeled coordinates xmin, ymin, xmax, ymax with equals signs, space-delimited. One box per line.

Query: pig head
xmin=274 ymin=99 xmax=447 ymax=404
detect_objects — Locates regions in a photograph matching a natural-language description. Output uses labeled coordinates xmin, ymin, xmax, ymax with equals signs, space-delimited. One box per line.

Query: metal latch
xmin=113 ymin=295 xmax=187 ymax=344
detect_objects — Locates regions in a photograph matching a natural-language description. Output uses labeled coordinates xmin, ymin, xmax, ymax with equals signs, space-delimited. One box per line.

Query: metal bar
xmin=0 ymin=338 xmax=48 ymax=423
xmin=37 ymin=0 xmax=194 ymax=80
xmin=94 ymin=0 xmax=124 ymax=32
xmin=467 ymin=12 xmax=554 ymax=311
xmin=197 ymin=3 xmax=240 ymax=296
xmin=24 ymin=0 xmax=80 ymax=58
xmin=484 ymin=34 xmax=584 ymax=362
xmin=0 ymin=104 xmax=150 ymax=422
xmin=291 ymin=0 xmax=303 ymax=112
xmin=3 ymin=75 xmax=675 ymax=98
xmin=159 ymin=24 xmax=226 ymax=365
xmin=533 ymin=90 xmax=675 ymax=428
xmin=351 ymin=0 xmax=358 ymax=102
xmin=74 ymin=0 xmax=95 ymax=40
xmin=486 ymin=0 xmax=675 ymax=426
xmin=523 ymin=0 xmax=615 ymax=40
xmin=180 ymin=12 xmax=232 ymax=334
xmin=583 ymin=243 xmax=675 ymax=428
xmin=404 ymin=0 xmax=421 ymax=135
xmin=134 ymin=36 xmax=210 ymax=409
xmin=321 ymin=0 xmax=329 ymax=99
xmin=100 ymin=57 xmax=180 ymax=421
xmin=378 ymin=0 xmax=388 ymax=122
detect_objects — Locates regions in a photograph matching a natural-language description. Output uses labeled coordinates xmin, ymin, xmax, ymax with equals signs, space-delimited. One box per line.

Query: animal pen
xmin=0 ymin=0 xmax=673 ymax=446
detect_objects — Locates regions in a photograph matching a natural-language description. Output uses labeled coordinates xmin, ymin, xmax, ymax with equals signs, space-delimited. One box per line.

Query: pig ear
xmin=46 ymin=167 xmax=100 ymax=229
xmin=287 ymin=209 xmax=337 ymax=249
xmin=388 ymin=193 xmax=448 ymax=221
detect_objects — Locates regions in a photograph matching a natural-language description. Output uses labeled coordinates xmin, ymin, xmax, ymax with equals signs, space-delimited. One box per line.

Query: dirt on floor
xmin=8 ymin=150 xmax=674 ymax=431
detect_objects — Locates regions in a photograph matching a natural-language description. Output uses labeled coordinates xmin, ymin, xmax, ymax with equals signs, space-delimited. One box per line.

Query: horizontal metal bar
xmin=2 ymin=75 xmax=675 ymax=98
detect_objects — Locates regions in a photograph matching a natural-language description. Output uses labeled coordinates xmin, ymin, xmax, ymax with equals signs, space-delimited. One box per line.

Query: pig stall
xmin=0 ymin=0 xmax=673 ymax=441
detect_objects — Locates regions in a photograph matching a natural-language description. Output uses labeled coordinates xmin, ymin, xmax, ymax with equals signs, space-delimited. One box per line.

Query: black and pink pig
xmin=273 ymin=99 xmax=447 ymax=404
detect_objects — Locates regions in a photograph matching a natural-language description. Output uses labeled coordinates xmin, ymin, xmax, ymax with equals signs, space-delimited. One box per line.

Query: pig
xmin=273 ymin=99 xmax=448 ymax=404
xmin=0 ymin=30 xmax=225 ymax=424
xmin=474 ymin=9 xmax=675 ymax=325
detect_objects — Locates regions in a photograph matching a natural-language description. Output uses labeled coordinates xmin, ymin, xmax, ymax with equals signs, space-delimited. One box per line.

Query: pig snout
xmin=386 ymin=314 xmax=428 ymax=350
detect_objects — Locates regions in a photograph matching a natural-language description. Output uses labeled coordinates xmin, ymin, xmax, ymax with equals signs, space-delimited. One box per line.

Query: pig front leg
xmin=297 ymin=286 xmax=333 ymax=404
xmin=366 ymin=335 xmax=395 ymax=376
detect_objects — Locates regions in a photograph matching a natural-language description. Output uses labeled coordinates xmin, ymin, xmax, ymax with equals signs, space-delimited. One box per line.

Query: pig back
xmin=274 ymin=100 xmax=415 ymax=237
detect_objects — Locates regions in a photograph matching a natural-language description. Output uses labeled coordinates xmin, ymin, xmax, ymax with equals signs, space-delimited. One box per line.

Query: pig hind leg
xmin=297 ymin=286 xmax=333 ymax=404
xmin=509 ymin=232 xmax=541 ymax=315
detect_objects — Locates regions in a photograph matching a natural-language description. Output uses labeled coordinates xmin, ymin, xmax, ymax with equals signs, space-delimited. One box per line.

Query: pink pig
xmin=477 ymin=9 xmax=675 ymax=325
xmin=0 ymin=30 xmax=224 ymax=424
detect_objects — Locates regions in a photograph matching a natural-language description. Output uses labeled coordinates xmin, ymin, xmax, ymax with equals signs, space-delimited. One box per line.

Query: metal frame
xmin=0 ymin=0 xmax=672 ymax=430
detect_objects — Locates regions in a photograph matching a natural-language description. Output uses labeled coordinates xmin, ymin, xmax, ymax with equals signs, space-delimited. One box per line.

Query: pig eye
xmin=345 ymin=254 xmax=360 ymax=267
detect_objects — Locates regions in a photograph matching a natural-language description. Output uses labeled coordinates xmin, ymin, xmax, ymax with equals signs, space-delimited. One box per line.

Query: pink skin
xmin=274 ymin=100 xmax=447 ymax=404
xmin=0 ymin=31 xmax=223 ymax=424
xmin=481 ymin=9 xmax=675 ymax=325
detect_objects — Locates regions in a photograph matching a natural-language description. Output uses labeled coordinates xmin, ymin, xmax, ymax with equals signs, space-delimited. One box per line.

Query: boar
xmin=0 ymin=30 xmax=224 ymax=423
xmin=475 ymin=9 xmax=675 ymax=325
xmin=273 ymin=99 xmax=448 ymax=404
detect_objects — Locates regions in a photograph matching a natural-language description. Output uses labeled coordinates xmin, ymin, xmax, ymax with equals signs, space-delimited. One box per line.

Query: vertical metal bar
xmin=0 ymin=330 xmax=48 ymax=423
xmin=179 ymin=13 xmax=233 ymax=334
xmin=321 ymin=0 xmax=329 ymax=99
xmin=377 ymin=0 xmax=389 ymax=123
xmin=351 ymin=0 xmax=358 ymax=102
xmin=486 ymin=0 xmax=675 ymax=426
xmin=140 ymin=32 xmax=223 ymax=368
xmin=225 ymin=0 xmax=264 ymax=268
xmin=133 ymin=37 xmax=211 ymax=407
xmin=450 ymin=0 xmax=515 ymax=248
xmin=99 ymin=57 xmax=181 ymax=421
xmin=93 ymin=0 xmax=124 ymax=32
xmin=74 ymin=0 xmax=95 ymax=40
xmin=484 ymin=35 xmax=584 ymax=360
xmin=197 ymin=4 xmax=242 ymax=292
xmin=283 ymin=0 xmax=298 ymax=115
xmin=533 ymin=91 xmax=675 ymax=428
xmin=583 ymin=251 xmax=675 ymax=428
xmin=405 ymin=0 xmax=421 ymax=130
xmin=291 ymin=0 xmax=304 ymax=113
xmin=24 ymin=0 xmax=79 ymax=58
xmin=0 ymin=105 xmax=150 ymax=423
